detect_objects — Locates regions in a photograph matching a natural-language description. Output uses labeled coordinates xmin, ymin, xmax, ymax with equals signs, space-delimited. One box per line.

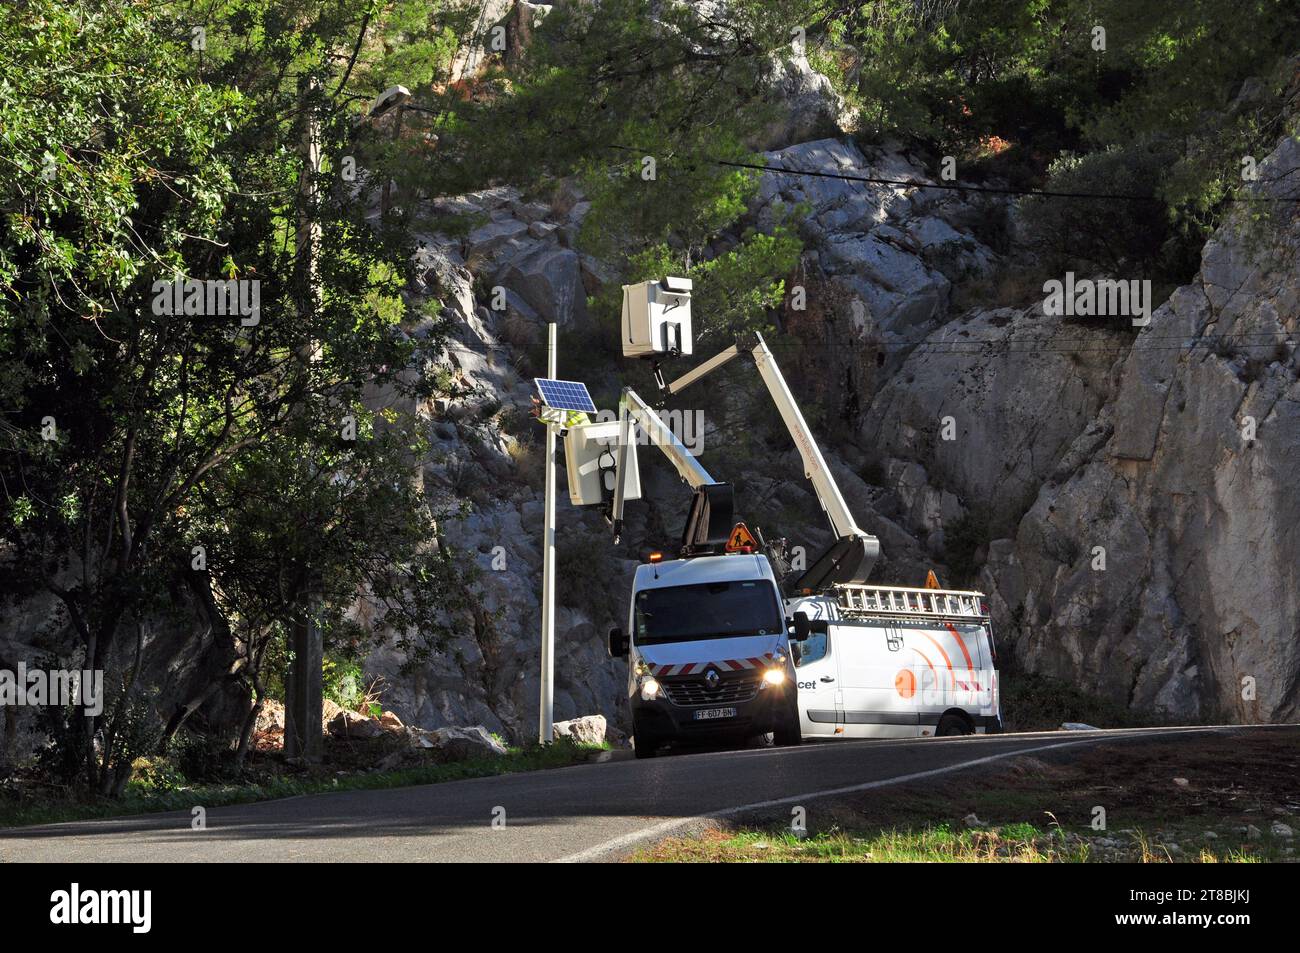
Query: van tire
xmin=632 ymin=716 xmax=660 ymax=758
xmin=774 ymin=697 xmax=802 ymax=747
xmin=937 ymin=713 xmax=972 ymax=737
xmin=634 ymin=741 xmax=658 ymax=759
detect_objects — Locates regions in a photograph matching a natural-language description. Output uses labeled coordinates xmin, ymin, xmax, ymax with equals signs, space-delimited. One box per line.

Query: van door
xmin=835 ymin=622 xmax=921 ymax=739
xmin=793 ymin=628 xmax=841 ymax=738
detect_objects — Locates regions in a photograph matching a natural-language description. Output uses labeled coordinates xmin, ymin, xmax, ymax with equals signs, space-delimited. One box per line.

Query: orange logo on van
xmin=895 ymin=669 xmax=916 ymax=699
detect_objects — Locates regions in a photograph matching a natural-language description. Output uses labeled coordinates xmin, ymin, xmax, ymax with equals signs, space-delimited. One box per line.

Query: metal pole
xmin=539 ymin=321 xmax=557 ymax=744
xmin=285 ymin=77 xmax=324 ymax=764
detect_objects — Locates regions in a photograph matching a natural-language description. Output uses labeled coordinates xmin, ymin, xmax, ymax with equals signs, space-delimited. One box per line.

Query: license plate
xmin=693 ymin=707 xmax=737 ymax=721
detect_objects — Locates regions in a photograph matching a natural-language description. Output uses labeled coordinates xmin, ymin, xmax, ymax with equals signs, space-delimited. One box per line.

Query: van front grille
xmin=661 ymin=671 xmax=761 ymax=706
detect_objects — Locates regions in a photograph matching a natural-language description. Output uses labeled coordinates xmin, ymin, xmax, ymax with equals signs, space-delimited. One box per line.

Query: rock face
xmin=861 ymin=305 xmax=1118 ymax=537
xmin=753 ymin=138 xmax=996 ymax=345
xmin=0 ymin=567 xmax=249 ymax=774
xmin=743 ymin=129 xmax=1298 ymax=725
xmin=753 ymin=54 xmax=852 ymax=150
xmin=978 ymin=138 xmax=1300 ymax=723
xmin=361 ymin=183 xmax=637 ymax=743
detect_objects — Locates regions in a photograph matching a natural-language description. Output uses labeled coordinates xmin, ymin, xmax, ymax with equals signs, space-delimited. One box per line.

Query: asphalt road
xmin=0 ymin=725 xmax=1269 ymax=863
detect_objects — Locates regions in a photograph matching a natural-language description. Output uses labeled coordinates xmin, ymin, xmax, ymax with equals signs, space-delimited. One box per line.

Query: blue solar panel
xmin=535 ymin=378 xmax=596 ymax=413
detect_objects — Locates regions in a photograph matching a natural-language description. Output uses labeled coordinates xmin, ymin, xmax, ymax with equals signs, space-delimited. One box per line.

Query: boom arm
xmin=610 ymin=386 xmax=716 ymax=542
xmin=665 ymin=332 xmax=880 ymax=588
xmin=607 ymin=331 xmax=880 ymax=588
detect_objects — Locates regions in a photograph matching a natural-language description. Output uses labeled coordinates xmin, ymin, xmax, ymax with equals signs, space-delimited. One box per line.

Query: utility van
xmin=786 ymin=584 xmax=1002 ymax=738
xmin=608 ymin=551 xmax=802 ymax=758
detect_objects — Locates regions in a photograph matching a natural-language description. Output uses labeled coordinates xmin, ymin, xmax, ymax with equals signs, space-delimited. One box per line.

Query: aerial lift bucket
xmin=680 ymin=483 xmax=734 ymax=556
xmin=793 ymin=534 xmax=880 ymax=592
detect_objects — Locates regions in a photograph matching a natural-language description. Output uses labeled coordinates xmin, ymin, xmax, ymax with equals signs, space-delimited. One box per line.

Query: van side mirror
xmin=791 ymin=611 xmax=810 ymax=641
xmin=608 ymin=627 xmax=628 ymax=659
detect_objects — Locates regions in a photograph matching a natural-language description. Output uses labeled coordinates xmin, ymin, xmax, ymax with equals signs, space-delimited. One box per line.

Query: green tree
xmin=0 ymin=0 xmax=472 ymax=794
xmin=438 ymin=0 xmax=820 ymax=338
xmin=817 ymin=0 xmax=1300 ymax=280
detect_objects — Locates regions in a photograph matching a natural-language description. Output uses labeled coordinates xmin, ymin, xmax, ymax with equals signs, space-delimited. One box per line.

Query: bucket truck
xmin=556 ymin=278 xmax=1000 ymax=755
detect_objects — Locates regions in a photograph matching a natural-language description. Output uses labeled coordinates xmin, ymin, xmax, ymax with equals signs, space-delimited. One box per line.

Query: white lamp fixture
xmin=620 ymin=276 xmax=693 ymax=359
xmin=563 ymin=421 xmax=641 ymax=507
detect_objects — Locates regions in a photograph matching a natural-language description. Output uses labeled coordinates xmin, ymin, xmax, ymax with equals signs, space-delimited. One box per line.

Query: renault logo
xmin=704 ymin=669 xmax=721 ymax=690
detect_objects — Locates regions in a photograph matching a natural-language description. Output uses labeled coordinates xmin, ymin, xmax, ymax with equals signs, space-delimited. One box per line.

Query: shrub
xmin=943 ymin=509 xmax=990 ymax=587
xmin=1018 ymin=142 xmax=1189 ymax=283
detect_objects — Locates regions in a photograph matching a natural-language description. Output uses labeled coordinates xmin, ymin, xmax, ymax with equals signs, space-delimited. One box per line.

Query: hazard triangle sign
xmin=725 ymin=522 xmax=758 ymax=553
xmin=924 ymin=569 xmax=942 ymax=589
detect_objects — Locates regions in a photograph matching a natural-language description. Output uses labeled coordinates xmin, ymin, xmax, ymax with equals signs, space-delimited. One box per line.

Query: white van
xmin=608 ymin=552 xmax=802 ymax=758
xmin=786 ymin=584 xmax=1002 ymax=738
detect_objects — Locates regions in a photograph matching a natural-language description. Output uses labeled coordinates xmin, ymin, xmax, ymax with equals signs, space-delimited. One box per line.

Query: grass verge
xmin=0 ymin=740 xmax=604 ymax=830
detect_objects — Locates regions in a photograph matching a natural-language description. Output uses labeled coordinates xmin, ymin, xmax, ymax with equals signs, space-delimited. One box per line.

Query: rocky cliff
xmin=977 ymin=137 xmax=1300 ymax=724
xmin=373 ymin=109 xmax=1299 ymax=738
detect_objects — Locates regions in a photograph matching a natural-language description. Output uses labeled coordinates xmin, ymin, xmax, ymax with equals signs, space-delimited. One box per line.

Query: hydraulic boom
xmin=608 ymin=332 xmax=879 ymax=590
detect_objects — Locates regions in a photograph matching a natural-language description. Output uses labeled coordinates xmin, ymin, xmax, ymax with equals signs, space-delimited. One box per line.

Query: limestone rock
xmin=493 ymin=243 xmax=588 ymax=326
xmin=553 ymin=714 xmax=607 ymax=746
xmin=328 ymin=710 xmax=386 ymax=740
xmin=982 ymin=129 xmax=1300 ymax=723
xmin=407 ymin=725 xmax=508 ymax=760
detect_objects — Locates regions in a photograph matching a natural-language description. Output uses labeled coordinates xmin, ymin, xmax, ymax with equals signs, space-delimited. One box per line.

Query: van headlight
xmin=639 ymin=676 xmax=661 ymax=701
xmin=761 ymin=668 xmax=786 ymax=687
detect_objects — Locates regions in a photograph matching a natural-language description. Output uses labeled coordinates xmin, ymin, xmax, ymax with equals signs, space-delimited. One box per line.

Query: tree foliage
xmin=0 ymin=0 xmax=473 ymax=793
xmin=808 ymin=0 xmax=1300 ymax=279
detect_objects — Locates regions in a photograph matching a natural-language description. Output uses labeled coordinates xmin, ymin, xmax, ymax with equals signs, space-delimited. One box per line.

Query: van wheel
xmin=632 ymin=716 xmax=660 ymax=758
xmin=774 ymin=697 xmax=802 ymax=747
xmin=634 ymin=740 xmax=658 ymax=759
xmin=936 ymin=714 xmax=972 ymax=737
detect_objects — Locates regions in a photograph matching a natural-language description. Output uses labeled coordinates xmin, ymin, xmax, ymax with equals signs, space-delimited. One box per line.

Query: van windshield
xmin=634 ymin=580 xmax=783 ymax=645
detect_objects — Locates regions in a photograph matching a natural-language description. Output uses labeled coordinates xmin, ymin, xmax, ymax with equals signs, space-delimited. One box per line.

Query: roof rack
xmin=833 ymin=583 xmax=987 ymax=622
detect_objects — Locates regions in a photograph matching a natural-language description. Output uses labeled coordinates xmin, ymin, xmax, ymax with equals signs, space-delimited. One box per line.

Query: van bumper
xmin=631 ymin=684 xmax=792 ymax=741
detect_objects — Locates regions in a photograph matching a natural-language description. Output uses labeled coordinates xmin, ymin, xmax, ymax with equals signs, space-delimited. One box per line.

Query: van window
xmin=634 ymin=580 xmax=783 ymax=645
xmin=795 ymin=630 xmax=828 ymax=667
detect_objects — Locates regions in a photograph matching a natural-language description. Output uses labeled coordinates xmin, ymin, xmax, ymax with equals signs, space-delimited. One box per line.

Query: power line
xmin=607 ymin=144 xmax=1300 ymax=203
xmin=433 ymin=333 xmax=1295 ymax=358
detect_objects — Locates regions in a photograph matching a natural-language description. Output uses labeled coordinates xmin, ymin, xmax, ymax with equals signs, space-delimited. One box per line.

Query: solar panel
xmin=534 ymin=378 xmax=596 ymax=413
